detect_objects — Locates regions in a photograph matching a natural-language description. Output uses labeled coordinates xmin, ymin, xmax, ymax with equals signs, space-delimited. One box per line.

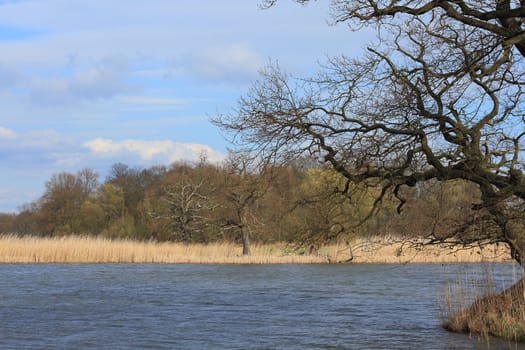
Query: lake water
xmin=0 ymin=263 xmax=524 ymax=349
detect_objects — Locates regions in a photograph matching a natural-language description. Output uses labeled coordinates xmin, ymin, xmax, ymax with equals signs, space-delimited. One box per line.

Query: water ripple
xmin=0 ymin=263 xmax=523 ymax=349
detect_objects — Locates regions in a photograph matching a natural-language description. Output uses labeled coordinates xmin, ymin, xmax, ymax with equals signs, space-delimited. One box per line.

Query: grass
xmin=0 ymin=235 xmax=331 ymax=264
xmin=0 ymin=234 xmax=513 ymax=264
xmin=442 ymin=266 xmax=525 ymax=342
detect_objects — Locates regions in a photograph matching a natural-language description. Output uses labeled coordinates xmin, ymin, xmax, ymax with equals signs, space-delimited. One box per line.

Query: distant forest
xmin=0 ymin=153 xmax=484 ymax=249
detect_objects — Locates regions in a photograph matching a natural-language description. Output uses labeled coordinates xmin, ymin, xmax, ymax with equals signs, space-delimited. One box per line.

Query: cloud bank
xmin=0 ymin=0 xmax=370 ymax=212
xmin=0 ymin=126 xmax=17 ymax=139
xmin=84 ymin=137 xmax=225 ymax=165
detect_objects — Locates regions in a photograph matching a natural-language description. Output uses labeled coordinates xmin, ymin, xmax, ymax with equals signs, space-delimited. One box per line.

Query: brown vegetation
xmin=1 ymin=160 xmax=511 ymax=261
xmin=345 ymin=237 xmax=512 ymax=264
xmin=0 ymin=235 xmax=511 ymax=264
xmin=443 ymin=271 xmax=525 ymax=342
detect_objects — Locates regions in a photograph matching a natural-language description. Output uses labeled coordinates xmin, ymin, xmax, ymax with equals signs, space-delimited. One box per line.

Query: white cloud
xmin=69 ymin=67 xmax=131 ymax=100
xmin=0 ymin=126 xmax=17 ymax=139
xmin=0 ymin=0 xmax=373 ymax=213
xmin=0 ymin=128 xmax=84 ymax=166
xmin=84 ymin=137 xmax=225 ymax=164
xmin=181 ymin=44 xmax=263 ymax=82
xmin=15 ymin=128 xmax=73 ymax=149
xmin=28 ymin=56 xmax=134 ymax=106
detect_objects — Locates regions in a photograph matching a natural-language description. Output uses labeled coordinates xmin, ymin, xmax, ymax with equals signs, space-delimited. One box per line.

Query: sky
xmin=0 ymin=0 xmax=372 ymax=213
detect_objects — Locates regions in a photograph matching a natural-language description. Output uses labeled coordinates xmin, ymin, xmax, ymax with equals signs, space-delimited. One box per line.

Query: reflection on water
xmin=0 ymin=263 xmax=523 ymax=349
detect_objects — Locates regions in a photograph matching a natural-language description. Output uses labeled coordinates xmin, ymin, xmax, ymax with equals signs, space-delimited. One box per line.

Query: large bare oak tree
xmin=215 ymin=1 xmax=525 ymax=263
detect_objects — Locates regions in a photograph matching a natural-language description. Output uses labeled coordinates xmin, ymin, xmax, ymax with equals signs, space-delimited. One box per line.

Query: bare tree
xmin=218 ymin=153 xmax=271 ymax=255
xmin=76 ymin=168 xmax=100 ymax=200
xmin=261 ymin=0 xmax=525 ymax=56
xmin=215 ymin=2 xmax=525 ymax=263
xmin=150 ymin=179 xmax=216 ymax=244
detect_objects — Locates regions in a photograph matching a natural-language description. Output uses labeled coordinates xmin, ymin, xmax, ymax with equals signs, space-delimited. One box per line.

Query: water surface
xmin=0 ymin=263 xmax=523 ymax=349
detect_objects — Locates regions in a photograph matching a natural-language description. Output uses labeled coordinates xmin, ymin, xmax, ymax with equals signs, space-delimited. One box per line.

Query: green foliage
xmin=79 ymin=200 xmax=106 ymax=235
xmin=101 ymin=215 xmax=137 ymax=239
xmin=6 ymin=159 xmax=491 ymax=247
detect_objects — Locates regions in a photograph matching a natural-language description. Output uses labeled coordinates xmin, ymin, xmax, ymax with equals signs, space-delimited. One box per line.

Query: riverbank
xmin=443 ymin=271 xmax=525 ymax=342
xmin=0 ymin=235 xmax=513 ymax=264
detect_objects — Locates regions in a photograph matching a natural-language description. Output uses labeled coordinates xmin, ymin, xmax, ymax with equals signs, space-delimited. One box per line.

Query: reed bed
xmin=343 ymin=236 xmax=512 ymax=264
xmin=441 ymin=265 xmax=525 ymax=342
xmin=0 ymin=234 xmax=513 ymax=264
xmin=0 ymin=235 xmax=328 ymax=264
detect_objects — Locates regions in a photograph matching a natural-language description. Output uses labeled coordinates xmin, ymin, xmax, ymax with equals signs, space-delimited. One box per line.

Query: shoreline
xmin=0 ymin=235 xmax=513 ymax=264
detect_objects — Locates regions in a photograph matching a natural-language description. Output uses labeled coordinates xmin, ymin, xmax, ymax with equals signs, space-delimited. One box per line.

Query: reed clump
xmin=442 ymin=272 xmax=525 ymax=342
xmin=0 ymin=234 xmax=513 ymax=264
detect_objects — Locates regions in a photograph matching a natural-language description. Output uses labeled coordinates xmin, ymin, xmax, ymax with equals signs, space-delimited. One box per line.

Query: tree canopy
xmin=215 ymin=1 xmax=525 ymax=262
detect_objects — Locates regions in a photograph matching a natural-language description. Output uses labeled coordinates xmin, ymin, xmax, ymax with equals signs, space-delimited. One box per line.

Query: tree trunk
xmin=182 ymin=224 xmax=191 ymax=245
xmin=486 ymin=201 xmax=525 ymax=265
xmin=241 ymin=227 xmax=251 ymax=256
xmin=502 ymin=218 xmax=525 ymax=265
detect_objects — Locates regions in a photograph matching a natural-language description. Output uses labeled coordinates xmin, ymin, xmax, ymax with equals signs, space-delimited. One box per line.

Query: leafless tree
xmin=219 ymin=153 xmax=271 ymax=255
xmin=150 ymin=179 xmax=216 ymax=244
xmin=215 ymin=1 xmax=525 ymax=263
xmin=261 ymin=0 xmax=525 ymax=57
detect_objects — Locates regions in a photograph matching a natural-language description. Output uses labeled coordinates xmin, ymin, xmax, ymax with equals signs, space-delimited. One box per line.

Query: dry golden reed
xmin=0 ymin=235 xmax=327 ymax=264
xmin=441 ymin=265 xmax=525 ymax=342
xmin=0 ymin=235 xmax=512 ymax=264
xmin=342 ymin=236 xmax=512 ymax=264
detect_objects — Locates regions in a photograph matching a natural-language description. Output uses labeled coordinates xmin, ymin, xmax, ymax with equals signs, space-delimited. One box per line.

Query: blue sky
xmin=0 ymin=0 xmax=372 ymax=213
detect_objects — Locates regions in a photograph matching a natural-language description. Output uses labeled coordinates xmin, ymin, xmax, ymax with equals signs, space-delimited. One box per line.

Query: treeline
xmin=0 ymin=154 xmax=482 ymax=251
